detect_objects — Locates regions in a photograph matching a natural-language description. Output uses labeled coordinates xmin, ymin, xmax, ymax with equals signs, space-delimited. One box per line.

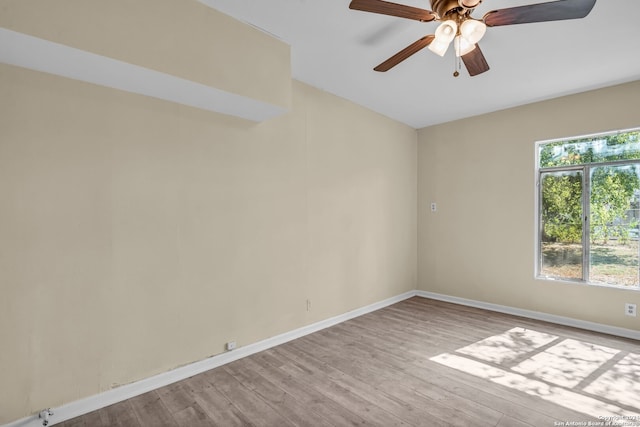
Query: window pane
xmin=589 ymin=165 xmax=640 ymax=287
xmin=539 ymin=131 xmax=640 ymax=168
xmin=540 ymin=171 xmax=583 ymax=280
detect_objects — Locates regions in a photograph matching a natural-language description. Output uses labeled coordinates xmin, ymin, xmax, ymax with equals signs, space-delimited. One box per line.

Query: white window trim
xmin=534 ymin=127 xmax=640 ymax=290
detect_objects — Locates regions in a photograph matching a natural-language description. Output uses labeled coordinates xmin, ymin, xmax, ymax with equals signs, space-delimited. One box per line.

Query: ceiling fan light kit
xmin=349 ymin=0 xmax=597 ymax=76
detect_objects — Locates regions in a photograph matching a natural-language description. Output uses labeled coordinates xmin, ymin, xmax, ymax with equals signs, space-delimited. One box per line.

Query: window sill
xmin=535 ymin=276 xmax=640 ymax=292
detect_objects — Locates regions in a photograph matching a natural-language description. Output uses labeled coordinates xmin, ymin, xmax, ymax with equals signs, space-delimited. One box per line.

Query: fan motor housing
xmin=430 ymin=0 xmax=461 ymax=18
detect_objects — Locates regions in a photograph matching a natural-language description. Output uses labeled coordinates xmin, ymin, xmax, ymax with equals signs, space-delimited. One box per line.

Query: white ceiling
xmin=200 ymin=0 xmax=640 ymax=129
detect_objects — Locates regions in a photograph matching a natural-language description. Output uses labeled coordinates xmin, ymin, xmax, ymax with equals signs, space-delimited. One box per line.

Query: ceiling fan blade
xmin=483 ymin=0 xmax=596 ymax=27
xmin=374 ymin=35 xmax=435 ymax=72
xmin=461 ymin=44 xmax=490 ymax=76
xmin=349 ymin=0 xmax=436 ymax=23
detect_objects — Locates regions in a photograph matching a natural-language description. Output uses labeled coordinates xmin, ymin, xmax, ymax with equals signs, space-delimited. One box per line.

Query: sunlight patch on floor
xmin=584 ymin=353 xmax=640 ymax=411
xmin=430 ymin=329 xmax=640 ymax=421
xmin=456 ymin=327 xmax=557 ymax=364
xmin=431 ymin=353 xmax=637 ymax=419
xmin=513 ymin=339 xmax=619 ymax=388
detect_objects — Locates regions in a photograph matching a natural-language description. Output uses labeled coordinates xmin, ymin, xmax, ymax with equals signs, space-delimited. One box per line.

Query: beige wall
xmin=0 ymin=63 xmax=417 ymax=423
xmin=0 ymin=0 xmax=292 ymax=109
xmin=3 ymin=3 xmax=637 ymax=425
xmin=418 ymin=80 xmax=640 ymax=330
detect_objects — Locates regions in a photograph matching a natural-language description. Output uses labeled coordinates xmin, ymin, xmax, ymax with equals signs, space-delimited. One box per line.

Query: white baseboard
xmin=4 ymin=291 xmax=417 ymax=427
xmin=416 ymin=290 xmax=640 ymax=341
xmin=7 ymin=289 xmax=638 ymax=427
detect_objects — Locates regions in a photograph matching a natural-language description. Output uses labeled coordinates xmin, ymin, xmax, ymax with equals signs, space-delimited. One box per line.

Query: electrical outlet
xmin=306 ymin=299 xmax=311 ymax=312
xmin=625 ymin=303 xmax=637 ymax=317
xmin=226 ymin=341 xmax=236 ymax=351
xmin=430 ymin=202 xmax=437 ymax=212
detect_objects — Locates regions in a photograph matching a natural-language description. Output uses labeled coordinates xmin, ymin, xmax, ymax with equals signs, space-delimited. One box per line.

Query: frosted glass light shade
xmin=428 ymin=39 xmax=450 ymax=57
xmin=454 ymin=35 xmax=476 ymax=57
xmin=435 ymin=20 xmax=458 ymax=44
xmin=460 ymin=19 xmax=486 ymax=45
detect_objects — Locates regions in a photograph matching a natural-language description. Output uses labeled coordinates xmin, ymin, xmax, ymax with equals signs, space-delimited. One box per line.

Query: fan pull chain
xmin=453 ymin=50 xmax=460 ymax=77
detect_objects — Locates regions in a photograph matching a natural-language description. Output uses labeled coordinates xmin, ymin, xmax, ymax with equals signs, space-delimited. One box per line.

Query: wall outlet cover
xmin=625 ymin=303 xmax=637 ymax=317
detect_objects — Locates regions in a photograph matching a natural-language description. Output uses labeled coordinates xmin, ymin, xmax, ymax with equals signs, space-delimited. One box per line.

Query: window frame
xmin=535 ymin=128 xmax=640 ymax=290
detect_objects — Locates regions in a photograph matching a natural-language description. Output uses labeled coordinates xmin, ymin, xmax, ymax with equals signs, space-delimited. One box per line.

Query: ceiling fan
xmin=349 ymin=0 xmax=596 ymax=76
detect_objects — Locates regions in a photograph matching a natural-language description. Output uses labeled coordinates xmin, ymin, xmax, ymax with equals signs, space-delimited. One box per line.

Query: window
xmin=536 ymin=128 xmax=640 ymax=288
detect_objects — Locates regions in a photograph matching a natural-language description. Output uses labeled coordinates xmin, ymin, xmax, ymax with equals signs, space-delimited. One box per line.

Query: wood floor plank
xmin=58 ymin=297 xmax=640 ymax=427
xmin=265 ymin=345 xmax=411 ymax=427
xmin=496 ymin=414 xmax=536 ymax=427
xmin=129 ymin=391 xmax=179 ymax=427
xmin=78 ymin=411 xmax=104 ymax=426
xmin=157 ymin=381 xmax=198 ymax=414
xmin=318 ymin=304 xmax=597 ymax=424
xmin=191 ymin=378 xmax=253 ymax=426
xmin=171 ymin=403 xmax=215 ymax=427
xmin=242 ymin=352 xmax=371 ymax=426
xmin=283 ymin=335 xmax=501 ymax=427
xmin=272 ymin=344 xmax=467 ymax=427
xmin=402 ymin=363 xmax=559 ymax=426
xmin=357 ymin=320 xmax=588 ymax=423
xmin=223 ymin=358 xmax=335 ymax=426
xmin=100 ymin=400 xmax=142 ymax=427
xmin=206 ymin=368 xmax=296 ymax=427
xmin=284 ymin=312 xmax=595 ymax=426
xmin=56 ymin=417 xmax=85 ymax=427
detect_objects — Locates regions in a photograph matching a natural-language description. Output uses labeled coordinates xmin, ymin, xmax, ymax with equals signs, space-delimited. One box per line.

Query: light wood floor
xmin=58 ymin=297 xmax=640 ymax=426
